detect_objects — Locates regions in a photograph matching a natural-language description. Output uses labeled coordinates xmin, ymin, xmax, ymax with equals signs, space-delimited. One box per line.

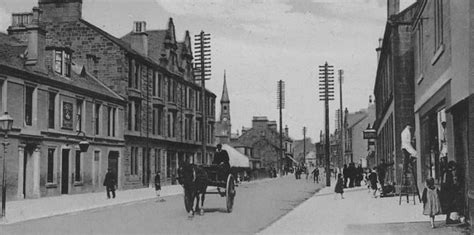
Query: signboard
xmin=363 ymin=129 xmax=377 ymax=139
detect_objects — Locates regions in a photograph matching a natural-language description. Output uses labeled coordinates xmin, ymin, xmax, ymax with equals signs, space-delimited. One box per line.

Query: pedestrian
xmin=155 ymin=171 xmax=164 ymax=202
xmin=334 ymin=173 xmax=344 ymax=199
xmin=368 ymin=168 xmax=378 ymax=198
xmin=312 ymin=167 xmax=319 ymax=183
xmin=342 ymin=164 xmax=348 ymax=188
xmin=103 ymin=168 xmax=116 ymax=199
xmin=422 ymin=178 xmax=442 ymax=229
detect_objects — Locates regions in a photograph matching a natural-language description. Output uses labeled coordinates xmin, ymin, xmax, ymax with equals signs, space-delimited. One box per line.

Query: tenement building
xmin=0 ymin=9 xmax=126 ymax=200
xmin=2 ymin=0 xmax=216 ymax=200
xmin=372 ymin=1 xmax=418 ymax=184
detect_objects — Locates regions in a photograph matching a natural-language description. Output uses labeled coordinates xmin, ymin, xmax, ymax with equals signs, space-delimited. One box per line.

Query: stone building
xmin=343 ymin=103 xmax=375 ymax=168
xmin=372 ymin=1 xmax=418 ymax=184
xmin=236 ymin=117 xmax=293 ymax=171
xmin=412 ymin=0 xmax=473 ymax=222
xmin=7 ymin=0 xmax=217 ymax=191
xmin=0 ymin=9 xmax=126 ymax=200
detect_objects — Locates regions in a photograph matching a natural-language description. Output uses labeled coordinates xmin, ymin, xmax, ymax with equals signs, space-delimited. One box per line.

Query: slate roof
xmin=0 ymin=32 xmax=123 ymax=102
xmin=346 ymin=111 xmax=368 ymax=129
xmin=121 ymin=29 xmax=168 ymax=64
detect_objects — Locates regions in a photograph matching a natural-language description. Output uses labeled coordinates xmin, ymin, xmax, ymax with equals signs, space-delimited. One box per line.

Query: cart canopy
xmin=222 ymin=144 xmax=250 ymax=167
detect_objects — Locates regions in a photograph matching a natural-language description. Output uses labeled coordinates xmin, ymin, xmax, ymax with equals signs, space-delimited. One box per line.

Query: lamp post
xmin=0 ymin=112 xmax=13 ymax=219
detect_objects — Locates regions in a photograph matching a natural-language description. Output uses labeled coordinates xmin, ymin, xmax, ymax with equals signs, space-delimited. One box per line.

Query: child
xmin=368 ymin=168 xmax=378 ymax=198
xmin=334 ymin=173 xmax=344 ymax=199
xmin=422 ymin=178 xmax=441 ymax=228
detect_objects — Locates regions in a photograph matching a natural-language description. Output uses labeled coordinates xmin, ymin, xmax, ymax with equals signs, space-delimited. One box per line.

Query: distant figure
xmin=334 ymin=173 xmax=344 ymax=199
xmin=312 ymin=167 xmax=319 ymax=183
xmin=103 ymin=168 xmax=116 ymax=199
xmin=155 ymin=171 xmax=163 ymax=201
xmin=342 ymin=164 xmax=348 ymax=188
xmin=422 ymin=178 xmax=442 ymax=229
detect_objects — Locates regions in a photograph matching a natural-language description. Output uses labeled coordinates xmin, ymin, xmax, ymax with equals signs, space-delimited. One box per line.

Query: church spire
xmin=221 ymin=70 xmax=230 ymax=103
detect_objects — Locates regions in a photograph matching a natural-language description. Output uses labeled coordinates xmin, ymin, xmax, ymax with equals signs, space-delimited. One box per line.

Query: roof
xmin=121 ymin=29 xmax=168 ymax=64
xmin=0 ymin=33 xmax=124 ymax=102
xmin=346 ymin=111 xmax=368 ymax=129
xmin=222 ymin=144 xmax=250 ymax=167
xmin=221 ymin=71 xmax=229 ymax=102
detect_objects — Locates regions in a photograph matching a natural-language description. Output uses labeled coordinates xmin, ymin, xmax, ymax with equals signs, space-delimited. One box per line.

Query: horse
xmin=177 ymin=162 xmax=208 ymax=218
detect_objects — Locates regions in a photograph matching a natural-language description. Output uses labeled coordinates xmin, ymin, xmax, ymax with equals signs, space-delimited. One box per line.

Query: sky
xmin=0 ymin=0 xmax=415 ymax=142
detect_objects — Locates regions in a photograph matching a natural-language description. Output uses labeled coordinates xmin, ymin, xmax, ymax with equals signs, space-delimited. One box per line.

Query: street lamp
xmin=0 ymin=112 xmax=13 ymax=219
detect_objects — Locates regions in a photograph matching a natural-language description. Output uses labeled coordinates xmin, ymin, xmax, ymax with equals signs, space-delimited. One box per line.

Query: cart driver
xmin=213 ymin=144 xmax=231 ymax=181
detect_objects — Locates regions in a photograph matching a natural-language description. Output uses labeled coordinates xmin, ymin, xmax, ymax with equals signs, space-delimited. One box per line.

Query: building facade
xmin=343 ymin=103 xmax=376 ymax=168
xmin=0 ymin=9 xmax=126 ymax=200
xmin=6 ymin=0 xmax=217 ymax=194
xmin=373 ymin=2 xmax=418 ymax=184
xmin=412 ymin=0 xmax=472 ymax=222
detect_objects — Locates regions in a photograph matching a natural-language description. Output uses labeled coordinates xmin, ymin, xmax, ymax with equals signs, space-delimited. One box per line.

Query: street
xmin=0 ymin=177 xmax=321 ymax=235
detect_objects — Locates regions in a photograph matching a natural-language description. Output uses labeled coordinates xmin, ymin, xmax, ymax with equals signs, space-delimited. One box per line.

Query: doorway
xmin=61 ymin=149 xmax=70 ymax=194
xmin=108 ymin=151 xmax=119 ymax=186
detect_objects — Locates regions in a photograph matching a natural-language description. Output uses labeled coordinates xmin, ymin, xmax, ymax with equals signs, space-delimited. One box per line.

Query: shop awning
xmin=222 ymin=144 xmax=250 ymax=167
xmin=286 ymin=154 xmax=298 ymax=163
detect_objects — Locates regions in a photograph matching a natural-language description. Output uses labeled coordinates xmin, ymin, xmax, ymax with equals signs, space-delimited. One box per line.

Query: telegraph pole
xmin=319 ymin=62 xmax=334 ymax=187
xmin=277 ymin=80 xmax=285 ymax=176
xmin=194 ymin=31 xmax=211 ymax=163
xmin=303 ymin=127 xmax=306 ymax=164
xmin=338 ymin=70 xmax=345 ymax=166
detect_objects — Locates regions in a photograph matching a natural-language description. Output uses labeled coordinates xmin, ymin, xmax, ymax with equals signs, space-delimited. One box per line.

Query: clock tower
xmin=219 ymin=71 xmax=231 ymax=142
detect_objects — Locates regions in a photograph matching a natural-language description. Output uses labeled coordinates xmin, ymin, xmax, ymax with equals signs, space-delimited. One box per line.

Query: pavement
xmin=259 ymin=179 xmax=470 ymax=235
xmin=0 ymin=177 xmax=278 ymax=225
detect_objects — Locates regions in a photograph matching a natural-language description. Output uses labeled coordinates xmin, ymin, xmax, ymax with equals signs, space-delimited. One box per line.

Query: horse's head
xmin=177 ymin=162 xmax=196 ymax=186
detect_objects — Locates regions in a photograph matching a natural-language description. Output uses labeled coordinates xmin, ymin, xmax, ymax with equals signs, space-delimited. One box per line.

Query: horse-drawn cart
xmin=180 ymin=164 xmax=236 ymax=215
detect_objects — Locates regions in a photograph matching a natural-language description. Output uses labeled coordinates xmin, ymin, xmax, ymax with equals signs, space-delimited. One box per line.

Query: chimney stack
xmin=387 ymin=0 xmax=400 ymax=18
xmin=131 ymin=21 xmax=148 ymax=56
xmin=24 ymin=7 xmax=46 ymax=71
xmin=284 ymin=125 xmax=289 ymax=137
xmin=39 ymin=0 xmax=83 ymax=22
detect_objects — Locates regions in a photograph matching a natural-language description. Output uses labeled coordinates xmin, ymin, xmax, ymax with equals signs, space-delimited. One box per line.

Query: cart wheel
xmin=226 ymin=174 xmax=236 ymax=213
xmin=184 ymin=188 xmax=193 ymax=213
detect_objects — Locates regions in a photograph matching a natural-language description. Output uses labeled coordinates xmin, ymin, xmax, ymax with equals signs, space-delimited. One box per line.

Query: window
xmin=76 ymin=99 xmax=83 ymax=132
xmin=134 ymin=63 xmax=140 ymax=89
xmin=25 ymin=86 xmax=34 ymax=126
xmin=417 ymin=21 xmax=424 ymax=73
xmin=54 ymin=51 xmax=62 ymax=74
xmin=152 ymin=107 xmax=157 ymax=135
xmin=95 ymin=103 xmax=101 ymax=135
xmin=152 ymin=72 xmax=157 ymax=97
xmin=47 ymin=148 xmax=55 ymax=183
xmin=54 ymin=50 xmax=72 ymax=77
xmin=64 ymin=52 xmax=71 ymax=77
xmin=127 ymin=102 xmax=133 ymax=131
xmin=48 ymin=92 xmax=56 ymax=129
xmin=128 ymin=59 xmax=133 ymax=88
xmin=75 ymin=150 xmax=81 ymax=182
xmin=167 ymin=112 xmax=172 ymax=137
xmin=434 ymin=0 xmax=443 ymax=49
xmin=157 ymin=106 xmax=163 ymax=136
xmin=130 ymin=147 xmax=138 ymax=175
xmin=157 ymin=74 xmax=162 ymax=97
xmin=107 ymin=107 xmax=116 ymax=137
xmin=134 ymin=101 xmax=141 ymax=132
xmin=167 ymin=78 xmax=172 ymax=101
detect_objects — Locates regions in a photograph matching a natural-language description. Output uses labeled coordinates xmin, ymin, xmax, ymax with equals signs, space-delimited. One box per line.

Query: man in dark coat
xmin=213 ymin=144 xmax=230 ymax=181
xmin=103 ymin=168 xmax=116 ymax=199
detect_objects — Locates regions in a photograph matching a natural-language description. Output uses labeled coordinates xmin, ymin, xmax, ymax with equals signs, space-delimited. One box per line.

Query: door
xmin=61 ymin=149 xmax=70 ymax=194
xmin=142 ymin=148 xmax=150 ymax=186
xmin=108 ymin=151 xmax=119 ymax=187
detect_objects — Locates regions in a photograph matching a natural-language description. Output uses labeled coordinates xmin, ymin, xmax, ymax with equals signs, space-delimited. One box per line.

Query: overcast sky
xmin=0 ymin=0 xmax=415 ymax=142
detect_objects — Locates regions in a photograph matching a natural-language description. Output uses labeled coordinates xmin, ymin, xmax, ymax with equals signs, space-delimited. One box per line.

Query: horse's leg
xmin=200 ymin=186 xmax=207 ymax=215
xmin=195 ymin=191 xmax=200 ymax=214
